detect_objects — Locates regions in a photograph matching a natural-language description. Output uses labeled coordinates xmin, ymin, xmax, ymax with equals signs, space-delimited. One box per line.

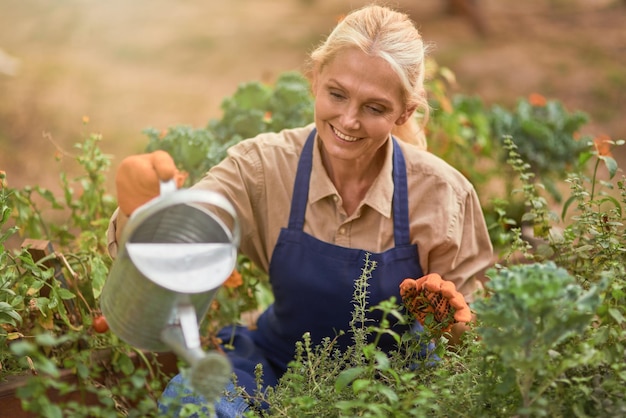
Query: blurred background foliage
xmin=0 ymin=0 xmax=624 ymax=191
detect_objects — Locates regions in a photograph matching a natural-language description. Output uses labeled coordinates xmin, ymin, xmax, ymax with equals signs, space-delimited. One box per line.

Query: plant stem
xmin=590 ymin=157 xmax=600 ymax=202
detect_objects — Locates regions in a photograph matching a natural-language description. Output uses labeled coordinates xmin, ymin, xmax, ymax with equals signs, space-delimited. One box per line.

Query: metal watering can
xmin=101 ymin=180 xmax=239 ymax=400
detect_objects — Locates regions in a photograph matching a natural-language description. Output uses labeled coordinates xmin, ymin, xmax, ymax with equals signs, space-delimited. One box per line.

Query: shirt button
xmin=333 ymin=195 xmax=339 ymax=202
xmin=338 ymin=227 xmax=345 ymax=235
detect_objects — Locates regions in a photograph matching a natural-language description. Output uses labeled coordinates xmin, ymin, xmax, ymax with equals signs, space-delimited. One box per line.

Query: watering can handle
xmin=160 ymin=179 xmax=178 ymax=196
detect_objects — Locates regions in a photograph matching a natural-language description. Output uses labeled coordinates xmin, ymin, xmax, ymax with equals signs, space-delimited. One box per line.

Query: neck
xmin=320 ymin=145 xmax=387 ymax=215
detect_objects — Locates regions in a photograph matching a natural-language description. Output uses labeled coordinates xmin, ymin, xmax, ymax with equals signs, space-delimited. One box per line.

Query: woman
xmin=108 ymin=4 xmax=493 ymax=416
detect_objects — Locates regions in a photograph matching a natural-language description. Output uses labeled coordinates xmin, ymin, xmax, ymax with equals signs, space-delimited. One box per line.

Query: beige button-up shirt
xmin=108 ymin=124 xmax=493 ymax=302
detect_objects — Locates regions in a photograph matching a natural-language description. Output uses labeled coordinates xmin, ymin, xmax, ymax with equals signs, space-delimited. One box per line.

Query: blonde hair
xmin=307 ymin=4 xmax=429 ymax=149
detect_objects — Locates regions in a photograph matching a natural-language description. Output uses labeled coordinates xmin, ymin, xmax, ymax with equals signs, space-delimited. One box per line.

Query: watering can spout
xmin=160 ymin=296 xmax=232 ymax=401
xmin=161 ymin=296 xmax=204 ymax=363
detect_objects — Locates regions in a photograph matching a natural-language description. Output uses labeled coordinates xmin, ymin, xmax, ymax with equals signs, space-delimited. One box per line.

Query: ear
xmin=310 ymin=72 xmax=319 ymax=98
xmin=395 ymin=105 xmax=418 ymax=126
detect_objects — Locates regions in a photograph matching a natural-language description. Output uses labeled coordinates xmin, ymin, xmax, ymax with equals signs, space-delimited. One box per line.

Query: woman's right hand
xmin=115 ymin=150 xmax=187 ymax=217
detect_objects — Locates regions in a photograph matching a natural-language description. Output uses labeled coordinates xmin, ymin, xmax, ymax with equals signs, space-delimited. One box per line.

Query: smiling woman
xmin=107 ymin=4 xmax=493 ymax=416
xmin=311 ymin=47 xmax=418 ymax=210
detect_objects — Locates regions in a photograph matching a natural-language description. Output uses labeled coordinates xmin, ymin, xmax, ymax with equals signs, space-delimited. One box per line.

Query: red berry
xmin=93 ymin=315 xmax=109 ymax=333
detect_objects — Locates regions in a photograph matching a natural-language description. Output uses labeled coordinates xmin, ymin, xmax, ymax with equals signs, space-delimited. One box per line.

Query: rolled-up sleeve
xmin=431 ymin=187 xmax=493 ymax=303
xmin=402 ymin=145 xmax=494 ymax=304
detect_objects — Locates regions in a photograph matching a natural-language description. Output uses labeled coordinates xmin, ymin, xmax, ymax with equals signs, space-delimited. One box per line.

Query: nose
xmin=340 ymin=104 xmax=360 ymax=130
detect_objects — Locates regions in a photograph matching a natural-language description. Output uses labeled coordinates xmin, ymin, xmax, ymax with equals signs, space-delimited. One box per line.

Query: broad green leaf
xmin=117 ymin=353 xmax=135 ymax=376
xmin=55 ymin=288 xmax=76 ymax=300
xmin=352 ymin=378 xmax=370 ymax=394
xmin=600 ymin=155 xmax=618 ymax=179
xmin=608 ymin=307 xmax=625 ymax=324
xmin=335 ymin=366 xmax=365 ymax=391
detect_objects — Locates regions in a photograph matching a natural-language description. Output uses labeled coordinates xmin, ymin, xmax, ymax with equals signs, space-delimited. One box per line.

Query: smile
xmin=332 ymin=126 xmax=361 ymax=142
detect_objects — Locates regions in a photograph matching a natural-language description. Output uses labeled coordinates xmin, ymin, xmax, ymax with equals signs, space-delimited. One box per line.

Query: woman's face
xmin=312 ymin=47 xmax=415 ymax=164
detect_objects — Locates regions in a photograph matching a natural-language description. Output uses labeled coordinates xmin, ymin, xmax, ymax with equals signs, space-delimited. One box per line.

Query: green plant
xmin=556 ymin=135 xmax=624 ymax=281
xmin=10 ymin=332 xmax=174 ymax=418
xmin=0 ymin=134 xmax=182 ymax=416
xmin=473 ymin=262 xmax=603 ymax=416
xmin=239 ymin=254 xmax=446 ymax=417
xmin=143 ymin=71 xmax=314 ymax=184
xmin=427 ymin=92 xmax=495 ymax=186
xmin=1 ymin=134 xmax=116 ymax=376
xmin=10 ymin=133 xmax=117 ymax=249
xmin=491 ymin=93 xmax=592 ymax=202
xmin=0 ymin=128 xmax=272 ymax=416
xmin=203 ymin=254 xmax=270 ymax=349
xmin=427 ymin=85 xmax=595 ymax=248
xmin=230 ymin=111 xmax=625 ymax=416
xmin=469 ymin=133 xmax=626 ymax=416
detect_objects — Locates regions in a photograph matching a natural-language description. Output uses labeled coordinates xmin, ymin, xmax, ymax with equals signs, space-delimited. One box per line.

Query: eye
xmin=366 ymin=104 xmax=385 ymax=115
xmin=328 ymin=89 xmax=346 ymax=101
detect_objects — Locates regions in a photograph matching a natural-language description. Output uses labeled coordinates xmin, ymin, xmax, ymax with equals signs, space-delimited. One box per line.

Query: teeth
xmin=333 ymin=126 xmax=360 ymax=142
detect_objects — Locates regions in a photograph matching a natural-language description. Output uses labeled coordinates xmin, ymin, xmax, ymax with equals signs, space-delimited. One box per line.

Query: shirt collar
xmin=309 ymin=134 xmax=394 ymax=218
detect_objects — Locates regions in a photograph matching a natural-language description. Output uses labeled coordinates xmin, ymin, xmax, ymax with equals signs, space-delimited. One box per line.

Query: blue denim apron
xmin=218 ymin=129 xmax=424 ymax=394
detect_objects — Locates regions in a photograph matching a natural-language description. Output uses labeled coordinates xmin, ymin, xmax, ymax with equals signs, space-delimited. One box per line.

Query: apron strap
xmin=287 ymin=128 xmax=316 ymax=230
xmin=392 ymin=138 xmax=410 ymax=246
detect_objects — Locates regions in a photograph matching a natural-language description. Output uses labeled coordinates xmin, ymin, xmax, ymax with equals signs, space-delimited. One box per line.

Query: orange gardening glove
xmin=399 ymin=274 xmax=472 ymax=334
xmin=115 ymin=150 xmax=187 ymax=217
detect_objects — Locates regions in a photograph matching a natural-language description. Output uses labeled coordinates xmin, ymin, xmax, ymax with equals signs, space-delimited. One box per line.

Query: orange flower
xmin=82 ymin=115 xmax=90 ymax=124
xmin=0 ymin=170 xmax=6 ymax=189
xmin=593 ymin=134 xmax=612 ymax=157
xmin=528 ymin=93 xmax=547 ymax=107
xmin=223 ymin=269 xmax=243 ymax=289
xmin=263 ymin=111 xmax=272 ymax=123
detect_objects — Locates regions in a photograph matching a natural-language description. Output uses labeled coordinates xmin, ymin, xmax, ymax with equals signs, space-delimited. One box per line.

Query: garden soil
xmin=0 ymin=0 xmax=624 ymax=192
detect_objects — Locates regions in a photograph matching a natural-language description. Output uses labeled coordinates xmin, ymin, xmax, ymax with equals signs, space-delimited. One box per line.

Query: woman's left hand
xmin=399 ymin=274 xmax=472 ymax=340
